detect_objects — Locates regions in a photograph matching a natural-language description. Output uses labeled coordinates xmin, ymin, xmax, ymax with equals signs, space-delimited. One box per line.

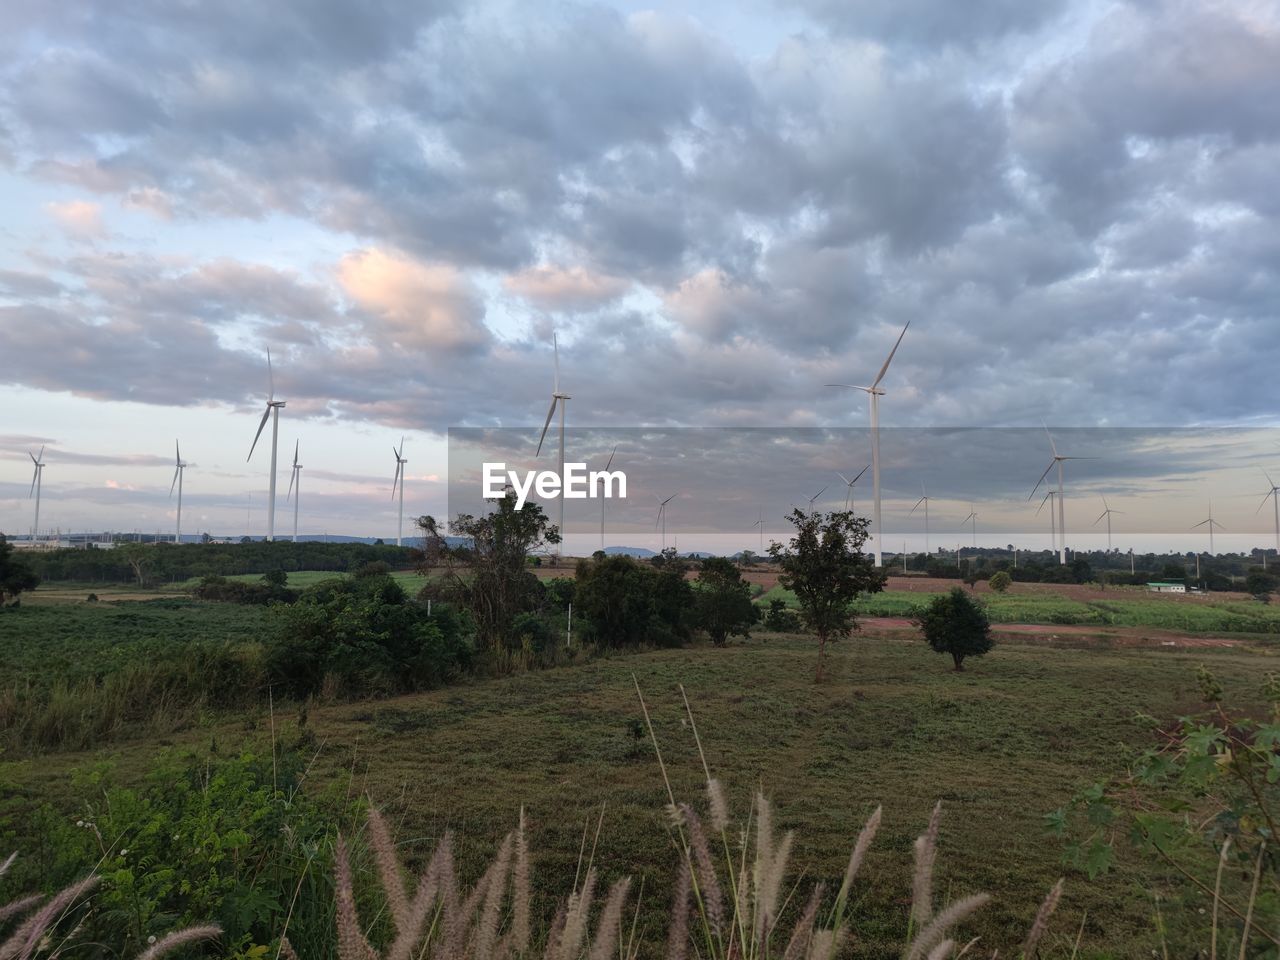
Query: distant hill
xmin=602 ymin=546 xmax=657 ymax=558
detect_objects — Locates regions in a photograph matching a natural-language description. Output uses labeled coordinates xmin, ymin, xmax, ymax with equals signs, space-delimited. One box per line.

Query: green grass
xmin=759 ymin=586 xmax=1280 ymax=633
xmin=7 ymin=632 xmax=1277 ymax=957
xmin=167 ymin=569 xmax=427 ymax=592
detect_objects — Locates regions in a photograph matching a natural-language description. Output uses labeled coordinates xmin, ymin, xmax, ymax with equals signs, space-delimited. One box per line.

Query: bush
xmin=763 ymin=598 xmax=801 ymax=632
xmin=573 ymin=555 xmax=693 ymax=648
xmin=916 ymin=586 xmax=994 ymax=671
xmin=693 ymin=558 xmax=758 ymax=646
xmin=264 ymin=573 xmax=470 ymax=698
xmin=191 ymin=574 xmax=294 ymax=605
xmin=988 ymin=571 xmax=1012 ymax=593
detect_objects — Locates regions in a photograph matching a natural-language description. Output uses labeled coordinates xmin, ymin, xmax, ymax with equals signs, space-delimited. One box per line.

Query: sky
xmin=1 ymin=0 xmax=1278 ymax=554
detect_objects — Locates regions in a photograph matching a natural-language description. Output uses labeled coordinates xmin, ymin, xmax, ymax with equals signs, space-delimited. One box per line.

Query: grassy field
xmin=167 ymin=569 xmax=428 ymax=592
xmin=6 ymin=630 xmax=1276 ymax=957
xmin=760 ymin=586 xmax=1280 ymax=634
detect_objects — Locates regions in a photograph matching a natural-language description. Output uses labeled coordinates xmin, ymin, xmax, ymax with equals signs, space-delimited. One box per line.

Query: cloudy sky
xmin=1 ymin=0 xmax=1278 ymax=551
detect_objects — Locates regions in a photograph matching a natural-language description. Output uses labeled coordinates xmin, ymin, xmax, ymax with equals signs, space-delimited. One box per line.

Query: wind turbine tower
xmin=286 ymin=441 xmax=302 ymax=543
xmin=391 ymin=438 xmax=407 ymax=546
xmin=837 ymin=465 xmax=870 ymax=512
xmin=826 ymin=321 xmax=910 ymax=567
xmin=1038 ymin=490 xmax=1057 ymax=555
xmin=656 ymin=494 xmax=676 ymax=552
xmin=247 ymin=350 xmax=286 ymax=541
xmin=910 ymin=482 xmax=932 ymax=554
xmin=1192 ymin=500 xmax=1225 ymax=556
xmin=961 ymin=504 xmax=978 ymax=549
xmin=536 ymin=333 xmax=570 ymax=555
xmin=1030 ymin=426 xmax=1094 ymax=565
xmin=169 ymin=441 xmax=187 ymax=544
xmin=28 ymin=446 xmax=45 ymax=544
xmin=1093 ymin=496 xmax=1123 ymax=552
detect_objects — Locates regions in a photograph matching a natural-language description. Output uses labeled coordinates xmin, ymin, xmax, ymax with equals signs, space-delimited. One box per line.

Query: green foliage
xmin=6 ymin=747 xmax=344 ymax=959
xmin=693 ymin=557 xmax=758 ymax=646
xmin=762 ymin=598 xmax=801 ymax=632
xmin=1246 ymin=569 xmax=1278 ymax=598
xmin=988 ymin=570 xmax=1012 ymax=593
xmin=264 ymin=574 xmax=470 ymax=698
xmin=915 ymin=587 xmax=994 ymax=671
xmin=0 ymin=535 xmax=40 ymax=603
xmin=767 ymin=508 xmax=886 ymax=680
xmin=418 ymin=491 xmax=559 ymax=653
xmin=191 ymin=574 xmax=295 ymax=605
xmin=572 ymin=554 xmax=693 ymax=648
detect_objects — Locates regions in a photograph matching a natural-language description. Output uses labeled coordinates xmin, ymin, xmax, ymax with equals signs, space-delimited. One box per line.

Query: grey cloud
xmin=783 ymin=0 xmax=1070 ymax=47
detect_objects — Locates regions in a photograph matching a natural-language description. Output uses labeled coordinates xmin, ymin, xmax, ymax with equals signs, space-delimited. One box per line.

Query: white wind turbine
xmin=391 ymin=438 xmax=407 ymax=547
xmin=826 ymin=321 xmax=910 ymax=567
xmin=806 ymin=485 xmax=828 ymax=511
xmin=28 ymin=446 xmax=45 ymax=544
xmin=656 ymin=494 xmax=676 ymax=552
xmin=1192 ymin=500 xmax=1225 ymax=556
xmin=536 ymin=333 xmax=570 ymax=553
xmin=1093 ymin=496 xmax=1124 ymax=552
xmin=752 ymin=508 xmax=764 ymax=553
xmin=1029 ymin=425 xmax=1094 ymax=565
xmin=1037 ymin=490 xmax=1057 ymax=555
xmin=247 ymin=349 xmax=286 ymax=541
xmin=169 ymin=440 xmax=187 ymax=544
xmin=837 ymin=464 xmax=870 ymax=512
xmin=960 ymin=504 xmax=978 ymax=549
xmin=598 ymin=444 xmax=617 ymax=553
xmin=909 ymin=482 xmax=932 ymax=554
xmin=1257 ymin=470 xmax=1279 ymax=561
xmin=286 ymin=441 xmax=302 ymax=543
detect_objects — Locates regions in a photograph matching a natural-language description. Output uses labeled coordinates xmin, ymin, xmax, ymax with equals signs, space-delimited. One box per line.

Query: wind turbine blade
xmin=29 ymin=450 xmax=37 ymax=465
xmin=1191 ymin=519 xmax=1209 ymax=529
xmin=391 ymin=462 xmax=403 ymax=499
xmin=1036 ymin=492 xmax=1053 ymax=515
xmin=29 ymin=466 xmax=37 ymax=496
xmin=812 ymin=485 xmax=827 ymax=502
xmin=852 ymin=464 xmax=870 ymax=483
xmin=837 ymin=472 xmax=851 ymax=485
xmin=662 ymin=494 xmax=677 ymax=505
xmin=553 ymin=332 xmax=560 ymax=394
xmin=176 ymin=439 xmax=181 ymax=464
xmin=910 ymin=497 xmax=926 ymax=515
xmin=247 ymin=406 xmax=271 ymax=460
xmin=170 ymin=466 xmax=180 ymax=497
xmin=287 ymin=467 xmax=296 ymax=502
xmin=1265 ymin=468 xmax=1277 ymax=490
xmin=1042 ymin=421 xmax=1058 ymax=458
xmin=1259 ymin=492 xmax=1275 ymax=515
xmin=1029 ymin=460 xmax=1055 ymax=500
xmin=267 ymin=348 xmax=275 ymax=401
xmin=293 ymin=440 xmax=299 ymax=468
xmin=1093 ymin=511 xmax=1106 ymax=526
xmin=604 ymin=444 xmax=617 ymax=472
xmin=1101 ymin=494 xmax=1110 ymax=511
xmin=871 ymin=321 xmax=910 ymax=389
xmin=535 ymin=396 xmax=557 ymax=456
xmin=38 ymin=445 xmax=44 ymax=461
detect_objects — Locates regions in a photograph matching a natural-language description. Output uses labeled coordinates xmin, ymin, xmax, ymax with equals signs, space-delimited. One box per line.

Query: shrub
xmin=191 ymin=575 xmax=293 ymax=606
xmin=763 ymin=598 xmax=801 ymax=632
xmin=988 ymin=571 xmax=1012 ymax=593
xmin=573 ymin=555 xmax=693 ymax=648
xmin=916 ymin=587 xmax=994 ymax=671
xmin=0 ymin=536 xmax=39 ymax=604
xmin=693 ymin=558 xmax=758 ymax=646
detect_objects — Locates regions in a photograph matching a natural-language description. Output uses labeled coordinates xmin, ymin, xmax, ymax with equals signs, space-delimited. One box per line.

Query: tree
xmin=0 ymin=536 xmax=40 ymax=604
xmin=739 ymin=549 xmax=758 ymax=567
xmin=916 ymin=587 xmax=993 ymax=671
xmin=117 ymin=543 xmax=155 ymax=587
xmin=574 ymin=554 xmax=693 ymax=648
xmin=988 ymin=571 xmax=1012 ymax=593
xmin=767 ymin=509 xmax=886 ymax=681
xmin=694 ymin=557 xmax=758 ymax=646
xmin=1246 ymin=569 xmax=1277 ymax=599
xmin=417 ymin=490 xmax=560 ymax=653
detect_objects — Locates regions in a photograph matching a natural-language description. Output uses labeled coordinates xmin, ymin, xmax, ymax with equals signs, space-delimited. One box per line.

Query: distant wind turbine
xmin=1037 ymin=490 xmax=1057 ymax=555
xmin=806 ymin=485 xmax=827 ymax=511
xmin=247 ymin=349 xmax=286 ymax=541
xmin=599 ymin=444 xmax=617 ymax=552
xmin=1093 ymin=496 xmax=1124 ymax=552
xmin=1029 ymin=425 xmax=1095 ymax=566
xmin=656 ymin=494 xmax=677 ymax=552
xmin=286 ymin=441 xmax=302 ymax=543
xmin=28 ymin=446 xmax=45 ymax=544
xmin=909 ymin=482 xmax=932 ymax=554
xmin=1257 ymin=470 xmax=1280 ymax=557
xmin=837 ymin=464 xmax=870 ymax=511
xmin=753 ymin=508 xmax=764 ymax=553
xmin=391 ymin=438 xmax=407 ymax=547
xmin=169 ymin=440 xmax=186 ymax=544
xmin=536 ymin=333 xmax=570 ymax=552
xmin=826 ymin=320 xmax=910 ymax=568
xmin=1192 ymin=500 xmax=1225 ymax=556
xmin=960 ymin=504 xmax=978 ymax=549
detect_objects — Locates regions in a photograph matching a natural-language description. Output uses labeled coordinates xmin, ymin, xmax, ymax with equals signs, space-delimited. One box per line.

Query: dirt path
xmin=859 ymin=615 xmax=1243 ymax=648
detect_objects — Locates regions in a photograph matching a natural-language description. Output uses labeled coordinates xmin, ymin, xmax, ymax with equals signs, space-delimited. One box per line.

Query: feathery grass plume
xmin=555 ymin=867 xmax=597 ymax=960
xmin=0 ymin=855 xmax=14 ymax=883
xmin=135 ymin=925 xmax=222 ymax=960
xmin=751 ymin=793 xmax=774 ymax=939
xmin=279 ymin=936 xmax=301 ymax=960
xmin=469 ymin=831 xmax=514 ymax=960
xmin=782 ymin=882 xmax=824 ymax=960
xmin=334 ymin=836 xmax=377 ymax=960
xmin=805 ymin=928 xmax=845 ymax=960
xmin=541 ymin=905 xmax=568 ymax=960
xmin=666 ymin=859 xmax=692 ymax=960
xmin=0 ymin=874 xmax=98 ymax=960
xmin=706 ymin=779 xmax=729 ymax=834
xmin=367 ymin=808 xmax=410 ymax=932
xmin=903 ymin=894 xmax=990 ymax=960
xmin=1019 ymin=879 xmax=1063 ymax=958
xmin=443 ymin=845 xmax=502 ymax=960
xmin=911 ymin=802 xmax=944 ymax=931
xmin=835 ymin=805 xmax=881 ymax=917
xmin=386 ymin=832 xmax=452 ymax=960
xmin=679 ymin=804 xmax=724 ymax=936
xmin=757 ymin=829 xmax=794 ymax=942
xmin=511 ymin=810 xmax=531 ymax=957
xmin=925 ymin=940 xmax=954 ymax=960
xmin=587 ymin=878 xmax=632 ymax=960
xmin=0 ymin=897 xmax=41 ymax=926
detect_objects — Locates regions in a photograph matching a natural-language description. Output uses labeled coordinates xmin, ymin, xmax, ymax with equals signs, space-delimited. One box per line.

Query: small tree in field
xmin=768 ymin=509 xmax=886 ymax=681
xmin=0 ymin=535 xmax=40 ymax=604
xmin=917 ymin=586 xmax=993 ymax=671
xmin=988 ymin=570 xmax=1012 ymax=593
xmin=694 ymin=556 xmax=758 ymax=646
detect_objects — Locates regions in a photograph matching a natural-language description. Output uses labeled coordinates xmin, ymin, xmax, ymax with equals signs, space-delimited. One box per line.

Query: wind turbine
xmin=286 ymin=441 xmax=302 ymax=544
xmin=247 ymin=349 xmax=286 ymax=541
xmin=536 ymin=333 xmax=570 ymax=554
xmin=909 ymin=482 xmax=932 ymax=554
xmin=1192 ymin=500 xmax=1225 ymax=556
xmin=169 ymin=440 xmax=186 ymax=544
xmin=391 ymin=438 xmax=407 ymax=547
xmin=28 ymin=446 xmax=45 ymax=544
xmin=752 ymin=508 xmax=764 ymax=553
xmin=836 ymin=465 xmax=870 ymax=511
xmin=1029 ymin=425 xmax=1094 ymax=566
xmin=1257 ymin=470 xmax=1280 ymax=558
xmin=655 ymin=494 xmax=676 ymax=552
xmin=826 ymin=320 xmax=910 ymax=568
xmin=599 ymin=444 xmax=617 ymax=553
xmin=960 ymin=504 xmax=978 ymax=549
xmin=806 ymin=485 xmax=828 ymax=511
xmin=1093 ymin=496 xmax=1124 ymax=552
xmin=1037 ymin=490 xmax=1057 ymax=555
